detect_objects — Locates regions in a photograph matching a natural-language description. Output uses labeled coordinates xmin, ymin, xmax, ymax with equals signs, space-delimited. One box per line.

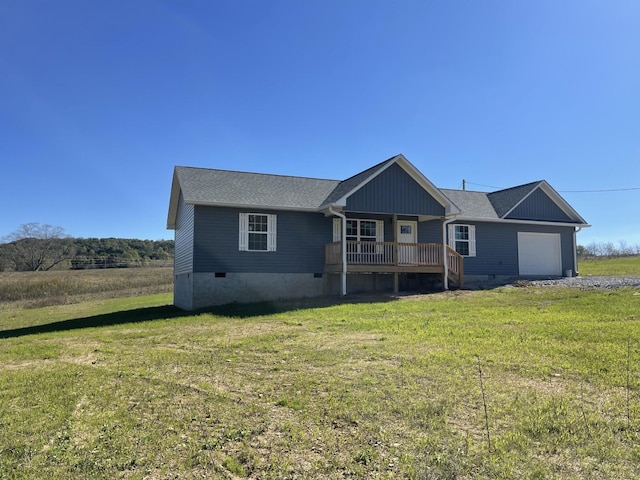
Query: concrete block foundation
xmin=176 ymin=272 xmax=326 ymax=310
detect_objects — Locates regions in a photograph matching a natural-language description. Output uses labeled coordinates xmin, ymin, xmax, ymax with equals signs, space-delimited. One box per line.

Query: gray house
xmin=167 ymin=154 xmax=588 ymax=309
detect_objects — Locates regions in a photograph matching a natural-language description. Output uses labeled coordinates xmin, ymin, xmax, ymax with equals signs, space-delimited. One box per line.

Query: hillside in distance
xmin=0 ymin=237 xmax=174 ymax=271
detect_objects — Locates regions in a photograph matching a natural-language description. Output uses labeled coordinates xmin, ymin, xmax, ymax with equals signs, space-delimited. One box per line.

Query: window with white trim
xmin=333 ymin=219 xmax=384 ymax=243
xmin=239 ymin=213 xmax=277 ymax=252
xmin=333 ymin=218 xmax=384 ymax=259
xmin=448 ymin=224 xmax=476 ymax=257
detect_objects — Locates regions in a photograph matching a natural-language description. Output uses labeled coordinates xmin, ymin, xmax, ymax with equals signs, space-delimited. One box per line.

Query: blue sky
xmin=1 ymin=1 xmax=639 ymax=246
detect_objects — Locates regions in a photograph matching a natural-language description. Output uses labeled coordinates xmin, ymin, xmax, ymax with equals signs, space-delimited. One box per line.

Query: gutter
xmin=328 ymin=206 xmax=347 ymax=296
xmin=442 ymin=215 xmax=459 ymax=290
xmin=573 ymin=226 xmax=583 ymax=276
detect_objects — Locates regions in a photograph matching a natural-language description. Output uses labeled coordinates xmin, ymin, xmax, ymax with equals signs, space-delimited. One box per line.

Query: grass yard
xmin=1 ymin=285 xmax=640 ymax=479
xmin=579 ymin=255 xmax=640 ymax=277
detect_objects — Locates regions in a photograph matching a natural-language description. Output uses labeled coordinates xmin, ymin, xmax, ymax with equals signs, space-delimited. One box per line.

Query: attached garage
xmin=517 ymin=232 xmax=562 ymax=276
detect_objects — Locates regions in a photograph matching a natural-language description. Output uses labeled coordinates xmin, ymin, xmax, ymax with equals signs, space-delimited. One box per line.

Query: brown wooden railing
xmin=446 ymin=245 xmax=464 ymax=288
xmin=325 ymin=241 xmax=442 ymax=267
xmin=325 ymin=241 xmax=464 ymax=287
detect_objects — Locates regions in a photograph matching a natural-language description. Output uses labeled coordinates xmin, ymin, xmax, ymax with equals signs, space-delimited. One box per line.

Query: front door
xmin=397 ymin=220 xmax=418 ymax=265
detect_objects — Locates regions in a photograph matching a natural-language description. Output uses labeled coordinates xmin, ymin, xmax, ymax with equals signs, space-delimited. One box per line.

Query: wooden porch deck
xmin=324 ymin=241 xmax=463 ymax=287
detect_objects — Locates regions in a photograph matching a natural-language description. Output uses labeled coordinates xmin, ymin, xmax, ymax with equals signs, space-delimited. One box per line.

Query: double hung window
xmin=448 ymin=224 xmax=476 ymax=257
xmin=239 ymin=213 xmax=277 ymax=251
xmin=334 ymin=218 xmax=384 ymax=261
xmin=346 ymin=219 xmax=378 ymax=254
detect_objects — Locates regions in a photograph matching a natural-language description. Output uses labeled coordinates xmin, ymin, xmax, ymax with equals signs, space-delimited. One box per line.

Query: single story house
xmin=167 ymin=154 xmax=589 ymax=310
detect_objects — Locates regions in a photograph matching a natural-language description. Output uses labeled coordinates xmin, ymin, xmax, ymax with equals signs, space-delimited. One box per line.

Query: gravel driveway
xmin=526 ymin=276 xmax=640 ymax=289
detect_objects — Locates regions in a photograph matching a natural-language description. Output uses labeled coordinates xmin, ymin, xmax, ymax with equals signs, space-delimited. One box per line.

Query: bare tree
xmin=3 ymin=223 xmax=75 ymax=271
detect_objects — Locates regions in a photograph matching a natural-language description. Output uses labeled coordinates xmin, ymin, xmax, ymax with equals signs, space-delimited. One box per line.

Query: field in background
xmin=0 ymin=267 xmax=173 ymax=309
xmin=1 ymin=284 xmax=640 ymax=478
xmin=579 ymin=255 xmax=640 ymax=276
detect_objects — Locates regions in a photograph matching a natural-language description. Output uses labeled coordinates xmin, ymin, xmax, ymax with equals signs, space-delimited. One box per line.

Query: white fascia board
xmin=166 ymin=169 xmax=182 ymax=230
xmin=453 ymin=216 xmax=591 ymax=228
xmin=538 ymin=181 xmax=589 ymax=224
xmin=395 ymin=155 xmax=462 ymax=215
xmin=332 ymin=156 xmax=397 ymax=204
xmin=500 ymin=183 xmax=540 ymax=219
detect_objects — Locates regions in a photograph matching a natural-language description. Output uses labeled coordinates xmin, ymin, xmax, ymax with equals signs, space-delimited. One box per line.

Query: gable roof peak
xmin=319 ymin=153 xmax=460 ymax=215
xmin=491 ymin=180 xmax=544 ymax=194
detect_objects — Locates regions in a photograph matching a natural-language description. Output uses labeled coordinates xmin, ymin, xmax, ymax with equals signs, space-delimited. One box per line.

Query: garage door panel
xmin=518 ymin=232 xmax=562 ymax=276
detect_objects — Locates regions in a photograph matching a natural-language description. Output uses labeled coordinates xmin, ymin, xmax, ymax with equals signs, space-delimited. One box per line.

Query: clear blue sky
xmin=1 ymin=1 xmax=639 ymax=246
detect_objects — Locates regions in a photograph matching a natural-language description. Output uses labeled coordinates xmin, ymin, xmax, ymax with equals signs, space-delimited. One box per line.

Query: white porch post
xmin=329 ymin=207 xmax=347 ymax=296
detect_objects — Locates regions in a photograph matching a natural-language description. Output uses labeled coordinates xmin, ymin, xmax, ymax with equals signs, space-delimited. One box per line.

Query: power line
xmin=463 ymin=181 xmax=502 ymax=190
xmin=558 ymin=187 xmax=640 ymax=193
xmin=463 ymin=181 xmax=640 ymax=193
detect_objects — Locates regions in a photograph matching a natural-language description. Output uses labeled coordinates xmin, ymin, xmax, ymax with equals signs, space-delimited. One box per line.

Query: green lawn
xmin=1 ymin=287 xmax=640 ymax=479
xmin=579 ymin=255 xmax=640 ymax=276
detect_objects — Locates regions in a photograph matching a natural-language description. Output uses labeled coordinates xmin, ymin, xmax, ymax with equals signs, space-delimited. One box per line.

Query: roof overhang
xmin=453 ymin=216 xmax=591 ymax=228
xmin=167 ymin=168 xmax=181 ymax=230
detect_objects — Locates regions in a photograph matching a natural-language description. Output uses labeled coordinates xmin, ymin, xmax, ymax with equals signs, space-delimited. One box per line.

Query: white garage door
xmin=518 ymin=232 xmax=562 ymax=276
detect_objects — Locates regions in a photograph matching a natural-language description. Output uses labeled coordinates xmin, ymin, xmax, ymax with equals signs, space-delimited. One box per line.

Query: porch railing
xmin=325 ymin=241 xmax=443 ymax=267
xmin=325 ymin=241 xmax=463 ymax=287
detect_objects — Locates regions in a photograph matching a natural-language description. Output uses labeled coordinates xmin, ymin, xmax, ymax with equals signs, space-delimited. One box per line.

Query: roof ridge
xmin=335 ymin=155 xmax=398 ymax=184
xmin=175 ymin=165 xmax=340 ymax=183
xmin=440 ymin=187 xmax=490 ymax=194
xmin=488 ymin=180 xmax=543 ymax=195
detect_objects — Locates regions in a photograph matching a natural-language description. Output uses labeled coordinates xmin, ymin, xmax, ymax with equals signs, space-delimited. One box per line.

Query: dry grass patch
xmin=0 ymin=267 xmax=173 ymax=308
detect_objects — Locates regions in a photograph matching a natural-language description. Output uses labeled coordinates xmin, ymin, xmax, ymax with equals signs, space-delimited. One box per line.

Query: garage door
xmin=518 ymin=232 xmax=562 ymax=276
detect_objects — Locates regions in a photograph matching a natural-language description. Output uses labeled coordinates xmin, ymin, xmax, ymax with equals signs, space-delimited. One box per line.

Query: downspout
xmin=442 ymin=215 xmax=458 ymax=290
xmin=329 ymin=206 xmax=347 ymax=296
xmin=573 ymin=226 xmax=583 ymax=277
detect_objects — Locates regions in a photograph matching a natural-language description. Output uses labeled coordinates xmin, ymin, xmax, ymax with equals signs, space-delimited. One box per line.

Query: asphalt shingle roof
xmin=487 ymin=181 xmax=541 ymax=217
xmin=169 ymin=158 xmax=586 ymax=229
xmin=175 ymin=166 xmax=340 ymax=210
xmin=440 ymin=189 xmax=500 ymax=220
xmin=320 ymin=156 xmax=396 ymax=205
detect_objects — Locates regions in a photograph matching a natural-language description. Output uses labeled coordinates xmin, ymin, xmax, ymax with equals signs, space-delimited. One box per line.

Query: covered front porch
xmin=324 ymin=240 xmax=464 ymax=290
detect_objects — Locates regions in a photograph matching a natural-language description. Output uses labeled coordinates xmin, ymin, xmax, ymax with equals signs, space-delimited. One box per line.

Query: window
xmin=239 ymin=213 xmax=276 ymax=251
xmin=346 ymin=219 xmax=378 ymax=243
xmin=346 ymin=219 xmax=379 ymax=255
xmin=448 ymin=224 xmax=476 ymax=257
xmin=333 ymin=218 xmax=384 ymax=261
xmin=333 ymin=219 xmax=384 ymax=243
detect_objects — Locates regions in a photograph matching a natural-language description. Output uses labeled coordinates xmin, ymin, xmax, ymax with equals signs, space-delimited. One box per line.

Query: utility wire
xmin=463 ymin=181 xmax=640 ymax=193
xmin=558 ymin=187 xmax=640 ymax=193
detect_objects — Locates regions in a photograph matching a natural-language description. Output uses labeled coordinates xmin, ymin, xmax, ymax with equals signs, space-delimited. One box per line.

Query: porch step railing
xmin=446 ymin=245 xmax=464 ymax=288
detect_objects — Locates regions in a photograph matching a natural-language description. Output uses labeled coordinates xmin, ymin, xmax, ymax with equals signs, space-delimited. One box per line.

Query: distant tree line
xmin=71 ymin=238 xmax=174 ymax=269
xmin=578 ymin=240 xmax=640 ymax=259
xmin=0 ymin=223 xmax=173 ymax=271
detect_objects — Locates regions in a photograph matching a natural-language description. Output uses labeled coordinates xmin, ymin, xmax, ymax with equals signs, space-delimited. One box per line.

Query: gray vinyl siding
xmin=193 ymin=206 xmax=333 ymax=273
xmin=343 ymin=215 xmax=442 ymax=243
xmin=345 ymin=163 xmax=445 ymax=216
xmin=418 ymin=220 xmax=443 ymax=243
xmin=458 ymin=222 xmax=575 ymax=276
xmin=174 ymin=192 xmax=194 ymax=274
xmin=506 ymin=189 xmax=573 ymax=222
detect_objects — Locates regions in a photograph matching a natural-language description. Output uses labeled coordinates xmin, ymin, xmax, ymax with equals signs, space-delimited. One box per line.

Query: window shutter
xmin=333 ymin=218 xmax=341 ymax=242
xmin=238 ymin=213 xmax=248 ymax=251
xmin=267 ymin=214 xmax=277 ymax=252
xmin=447 ymin=224 xmax=455 ymax=250
xmin=468 ymin=225 xmax=476 ymax=257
